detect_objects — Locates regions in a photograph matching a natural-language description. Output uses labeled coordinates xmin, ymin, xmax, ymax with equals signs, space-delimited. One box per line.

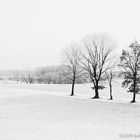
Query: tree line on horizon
xmin=5 ymin=65 xmax=89 ymax=84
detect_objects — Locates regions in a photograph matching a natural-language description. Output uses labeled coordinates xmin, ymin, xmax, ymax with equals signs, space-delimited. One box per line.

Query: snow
xmin=0 ymin=81 xmax=140 ymax=140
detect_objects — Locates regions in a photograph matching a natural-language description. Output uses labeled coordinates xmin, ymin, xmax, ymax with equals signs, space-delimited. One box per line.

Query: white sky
xmin=0 ymin=0 xmax=140 ymax=69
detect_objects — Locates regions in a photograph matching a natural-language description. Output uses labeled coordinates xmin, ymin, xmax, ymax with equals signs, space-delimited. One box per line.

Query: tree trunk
xmin=109 ymin=83 xmax=113 ymax=100
xmin=92 ymin=81 xmax=99 ymax=99
xmin=131 ymin=77 xmax=136 ymax=103
xmin=93 ymin=87 xmax=99 ymax=98
xmin=131 ymin=91 xmax=136 ymax=103
xmin=70 ymin=75 xmax=75 ymax=96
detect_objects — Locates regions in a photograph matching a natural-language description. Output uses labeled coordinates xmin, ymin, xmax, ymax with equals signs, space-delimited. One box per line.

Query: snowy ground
xmin=0 ymin=81 xmax=140 ymax=140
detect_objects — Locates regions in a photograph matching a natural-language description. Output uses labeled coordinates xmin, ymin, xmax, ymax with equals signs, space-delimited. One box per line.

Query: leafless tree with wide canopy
xmin=81 ymin=34 xmax=116 ymax=99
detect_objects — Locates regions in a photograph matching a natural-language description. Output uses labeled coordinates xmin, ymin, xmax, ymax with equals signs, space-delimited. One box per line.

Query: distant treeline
xmin=0 ymin=66 xmax=89 ymax=84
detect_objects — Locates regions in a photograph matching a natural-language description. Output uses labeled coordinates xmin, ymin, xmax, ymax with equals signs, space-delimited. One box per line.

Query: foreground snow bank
xmin=0 ymin=85 xmax=140 ymax=140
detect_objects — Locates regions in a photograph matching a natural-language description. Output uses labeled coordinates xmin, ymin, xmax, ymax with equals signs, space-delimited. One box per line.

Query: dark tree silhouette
xmin=62 ymin=43 xmax=84 ymax=96
xmin=81 ymin=34 xmax=116 ymax=99
xmin=119 ymin=41 xmax=140 ymax=103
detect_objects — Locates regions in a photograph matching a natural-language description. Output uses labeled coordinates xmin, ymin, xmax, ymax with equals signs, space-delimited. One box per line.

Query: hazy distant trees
xmin=81 ymin=34 xmax=116 ymax=99
xmin=119 ymin=41 xmax=140 ymax=103
xmin=36 ymin=67 xmax=48 ymax=84
xmin=62 ymin=43 xmax=84 ymax=96
xmin=35 ymin=66 xmax=63 ymax=84
xmin=20 ymin=71 xmax=35 ymax=84
xmin=7 ymin=66 xmax=87 ymax=85
xmin=14 ymin=70 xmax=20 ymax=84
xmin=27 ymin=72 xmax=34 ymax=84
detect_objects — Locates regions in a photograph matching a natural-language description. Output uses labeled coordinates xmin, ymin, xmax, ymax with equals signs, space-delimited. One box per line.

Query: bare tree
xmin=62 ymin=43 xmax=84 ymax=96
xmin=22 ymin=71 xmax=35 ymax=84
xmin=105 ymin=70 xmax=116 ymax=100
xmin=27 ymin=73 xmax=34 ymax=84
xmin=119 ymin=41 xmax=140 ymax=103
xmin=81 ymin=34 xmax=116 ymax=99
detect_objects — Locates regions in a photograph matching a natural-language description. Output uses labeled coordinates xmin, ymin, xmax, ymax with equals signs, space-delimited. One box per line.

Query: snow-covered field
xmin=0 ymin=80 xmax=140 ymax=140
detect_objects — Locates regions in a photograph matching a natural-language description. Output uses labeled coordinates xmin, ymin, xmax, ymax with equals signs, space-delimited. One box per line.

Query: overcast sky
xmin=0 ymin=0 xmax=140 ymax=69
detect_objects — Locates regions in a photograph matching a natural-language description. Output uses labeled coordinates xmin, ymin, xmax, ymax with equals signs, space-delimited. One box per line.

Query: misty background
xmin=0 ymin=0 xmax=140 ymax=69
